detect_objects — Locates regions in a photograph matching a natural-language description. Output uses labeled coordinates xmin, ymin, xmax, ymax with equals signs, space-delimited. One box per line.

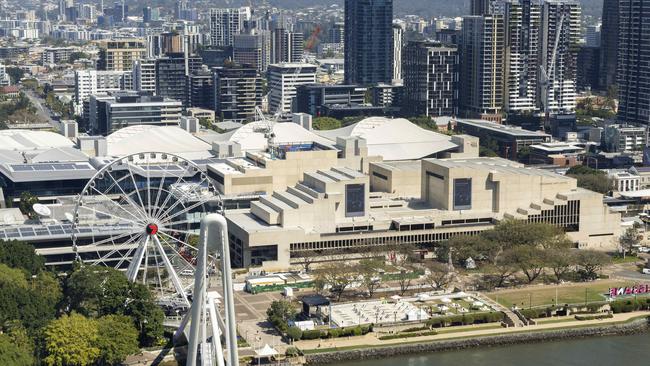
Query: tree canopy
xmin=0 ymin=326 xmax=34 ymax=366
xmin=65 ymin=266 xmax=164 ymax=347
xmin=312 ymin=116 xmax=342 ymax=130
xmin=0 ymin=239 xmax=45 ymax=275
xmin=43 ymin=313 xmax=101 ymax=366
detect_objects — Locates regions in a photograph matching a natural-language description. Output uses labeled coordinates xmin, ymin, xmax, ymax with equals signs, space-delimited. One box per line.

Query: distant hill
xmin=129 ymin=0 xmax=603 ymax=20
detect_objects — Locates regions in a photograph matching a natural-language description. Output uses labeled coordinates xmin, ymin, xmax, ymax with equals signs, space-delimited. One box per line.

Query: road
xmin=23 ymin=89 xmax=60 ymax=129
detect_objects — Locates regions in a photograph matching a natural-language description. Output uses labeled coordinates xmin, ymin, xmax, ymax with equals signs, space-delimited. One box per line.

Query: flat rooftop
xmin=429 ymin=157 xmax=571 ymax=179
xmin=372 ymin=160 xmax=422 ymax=172
xmin=457 ymin=119 xmax=550 ymax=138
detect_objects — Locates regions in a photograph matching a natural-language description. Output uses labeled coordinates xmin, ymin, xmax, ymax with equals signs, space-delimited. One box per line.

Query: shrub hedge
xmin=378 ymin=330 xmax=438 ymax=340
xmin=610 ymin=298 xmax=650 ymax=313
xmin=574 ymin=313 xmax=614 ymax=321
xmin=298 ymin=325 xmax=372 ymax=340
xmin=425 ymin=312 xmax=504 ymax=328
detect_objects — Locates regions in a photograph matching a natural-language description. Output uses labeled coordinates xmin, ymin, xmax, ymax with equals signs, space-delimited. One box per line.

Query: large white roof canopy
xmin=0 ymin=130 xmax=75 ymax=152
xmin=106 ymin=125 xmax=213 ymax=159
xmin=315 ymin=117 xmax=458 ymax=161
xmin=214 ymin=121 xmax=333 ymax=152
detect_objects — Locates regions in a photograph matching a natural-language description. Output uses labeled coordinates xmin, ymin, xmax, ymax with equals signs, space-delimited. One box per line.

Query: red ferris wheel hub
xmin=146 ymin=223 xmax=159 ymax=235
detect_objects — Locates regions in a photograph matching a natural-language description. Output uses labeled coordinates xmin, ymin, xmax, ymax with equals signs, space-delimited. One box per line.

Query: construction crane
xmin=305 ymin=25 xmax=321 ymax=51
xmin=254 ymin=62 xmax=306 ymax=155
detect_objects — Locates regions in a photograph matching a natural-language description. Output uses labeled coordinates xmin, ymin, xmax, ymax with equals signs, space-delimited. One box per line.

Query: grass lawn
xmin=611 ymin=255 xmax=642 ymax=264
xmin=486 ymin=280 xmax=638 ymax=308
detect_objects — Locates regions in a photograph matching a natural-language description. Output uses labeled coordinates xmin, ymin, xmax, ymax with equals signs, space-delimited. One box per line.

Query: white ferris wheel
xmin=71 ymin=152 xmax=220 ymax=305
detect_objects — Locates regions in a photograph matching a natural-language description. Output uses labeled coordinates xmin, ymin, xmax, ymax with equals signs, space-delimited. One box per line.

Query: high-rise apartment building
xmin=132 ymin=59 xmax=156 ymax=95
xmin=392 ymin=24 xmax=404 ymax=84
xmin=74 ymin=70 xmax=125 ymax=113
xmin=233 ymin=31 xmax=271 ymax=73
xmin=155 ymin=53 xmax=202 ymax=108
xmin=617 ymin=0 xmax=650 ymax=125
xmin=271 ymin=28 xmax=304 ymax=64
xmin=459 ymin=15 xmax=505 ymax=120
xmin=344 ymin=0 xmax=394 ymax=85
xmin=97 ymin=39 xmax=146 ymax=72
xmin=471 ymin=0 xmax=495 ymax=15
xmin=585 ymin=24 xmax=601 ymax=47
xmin=267 ymin=63 xmax=317 ymax=114
xmin=189 ymin=67 xmax=214 ymax=110
xmin=501 ymin=0 xmax=541 ymax=113
xmin=538 ymin=0 xmax=580 ymax=114
xmin=329 ymin=22 xmax=345 ymax=44
xmin=213 ymin=66 xmax=263 ymax=121
xmin=402 ymin=41 xmax=459 ymax=117
xmin=0 ymin=64 xmax=10 ymax=87
xmin=599 ymin=0 xmax=618 ymax=90
xmin=209 ymin=7 xmax=251 ymax=47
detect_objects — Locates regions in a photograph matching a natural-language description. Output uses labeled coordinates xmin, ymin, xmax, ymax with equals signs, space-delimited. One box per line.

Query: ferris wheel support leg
xmin=126 ymin=235 xmax=149 ymax=282
xmin=208 ymin=294 xmax=226 ymax=366
xmin=187 ymin=214 xmax=238 ymax=366
xmin=152 ymin=235 xmax=190 ymax=307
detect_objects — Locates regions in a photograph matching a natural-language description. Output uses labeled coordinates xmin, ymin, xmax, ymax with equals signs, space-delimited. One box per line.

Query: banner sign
xmin=608 ymin=285 xmax=650 ymax=297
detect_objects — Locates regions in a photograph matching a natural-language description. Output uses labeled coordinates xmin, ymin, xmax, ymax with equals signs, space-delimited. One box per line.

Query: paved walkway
xmin=295 ymin=311 xmax=649 ymax=351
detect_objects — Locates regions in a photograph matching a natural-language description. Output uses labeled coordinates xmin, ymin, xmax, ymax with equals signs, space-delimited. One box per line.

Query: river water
xmin=334 ymin=333 xmax=650 ymax=366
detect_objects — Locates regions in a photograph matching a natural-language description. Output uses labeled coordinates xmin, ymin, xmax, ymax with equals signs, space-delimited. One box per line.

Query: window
xmin=372 ymin=171 xmax=388 ymax=180
xmin=345 ymin=184 xmax=365 ymax=217
xmin=453 ymin=178 xmax=472 ymax=210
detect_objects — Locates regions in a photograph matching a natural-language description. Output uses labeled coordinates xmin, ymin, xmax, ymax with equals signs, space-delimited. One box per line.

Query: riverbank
xmin=303 ymin=313 xmax=650 ymax=365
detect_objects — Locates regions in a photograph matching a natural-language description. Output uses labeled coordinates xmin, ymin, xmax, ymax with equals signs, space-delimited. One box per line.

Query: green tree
xmin=423 ymin=261 xmax=452 ymax=291
xmin=504 ymin=245 xmax=547 ymax=283
xmin=68 ymin=52 xmax=89 ymax=64
xmin=0 ymin=264 xmax=61 ymax=331
xmin=0 ymin=327 xmax=34 ymax=366
xmin=96 ymin=315 xmax=139 ymax=365
xmin=123 ymin=283 xmax=165 ymax=347
xmin=19 ymin=191 xmax=39 ymax=220
xmin=65 ymin=266 xmax=164 ymax=347
xmin=619 ymin=227 xmax=641 ymax=259
xmin=43 ymin=313 xmax=100 ymax=366
xmin=286 ymin=326 xmax=303 ymax=341
xmin=316 ymin=262 xmax=355 ymax=301
xmin=266 ymin=299 xmax=298 ymax=332
xmin=6 ymin=67 xmax=25 ymax=84
xmin=566 ymin=165 xmax=603 ymax=176
xmin=407 ymin=115 xmax=438 ymax=131
xmin=546 ymin=247 xmax=576 ymax=283
xmin=65 ymin=266 xmax=132 ymax=317
xmin=575 ymin=250 xmax=611 ymax=280
xmin=312 ymin=116 xmax=342 ymax=130
xmin=0 ymin=239 xmax=45 ymax=275
xmin=357 ymin=259 xmax=384 ymax=298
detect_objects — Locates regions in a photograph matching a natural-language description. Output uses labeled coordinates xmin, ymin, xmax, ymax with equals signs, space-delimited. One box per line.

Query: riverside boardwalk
xmin=295 ymin=311 xmax=650 ymax=351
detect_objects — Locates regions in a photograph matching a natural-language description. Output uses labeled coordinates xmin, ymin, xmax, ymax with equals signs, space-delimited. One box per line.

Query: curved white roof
xmin=106 ymin=125 xmax=213 ymax=159
xmin=0 ymin=130 xmax=74 ymax=152
xmin=315 ymin=117 xmax=457 ymax=161
xmin=216 ymin=121 xmax=333 ymax=152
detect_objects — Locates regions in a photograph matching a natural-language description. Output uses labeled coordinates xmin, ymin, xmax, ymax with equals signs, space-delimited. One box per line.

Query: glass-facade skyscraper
xmin=617 ymin=0 xmax=650 ymax=125
xmin=344 ymin=0 xmax=394 ymax=86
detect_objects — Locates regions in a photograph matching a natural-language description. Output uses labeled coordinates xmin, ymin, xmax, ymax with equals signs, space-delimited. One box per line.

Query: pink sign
xmin=608 ymin=285 xmax=650 ymax=297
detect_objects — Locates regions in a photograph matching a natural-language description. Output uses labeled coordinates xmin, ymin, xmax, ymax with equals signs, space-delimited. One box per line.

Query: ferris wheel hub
xmin=146 ymin=223 xmax=159 ymax=235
